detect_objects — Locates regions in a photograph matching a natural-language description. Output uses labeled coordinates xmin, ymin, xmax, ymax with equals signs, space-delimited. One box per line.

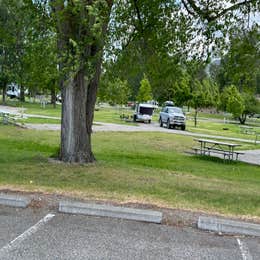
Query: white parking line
xmin=0 ymin=213 xmax=55 ymax=256
xmin=237 ymin=238 xmax=253 ymax=260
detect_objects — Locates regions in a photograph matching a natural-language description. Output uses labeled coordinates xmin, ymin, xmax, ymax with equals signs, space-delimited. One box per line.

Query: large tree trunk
xmin=60 ymin=69 xmax=95 ymax=163
xmin=53 ymin=0 xmax=113 ymax=163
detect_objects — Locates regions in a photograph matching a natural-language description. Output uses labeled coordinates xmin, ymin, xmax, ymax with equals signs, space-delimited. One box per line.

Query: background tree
xmin=221 ymin=86 xmax=260 ymax=124
xmin=136 ymin=75 xmax=153 ymax=102
xmin=0 ymin=0 xmax=17 ymax=103
xmin=172 ymin=72 xmax=192 ymax=107
xmin=211 ymin=27 xmax=260 ymax=123
xmin=24 ymin=33 xmax=58 ymax=106
xmin=0 ymin=0 xmax=54 ymax=103
xmin=241 ymin=93 xmax=260 ymax=123
xmin=214 ymin=27 xmax=260 ymax=92
xmin=221 ymin=85 xmax=245 ymax=121
xmin=190 ymin=78 xmax=217 ymax=127
xmin=104 ymin=0 xmax=193 ymax=102
xmin=99 ymin=78 xmax=130 ymax=106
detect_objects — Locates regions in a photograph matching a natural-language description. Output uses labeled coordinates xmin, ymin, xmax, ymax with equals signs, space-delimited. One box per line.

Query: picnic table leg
xmin=204 ymin=142 xmax=207 ymax=156
xmin=3 ymin=114 xmax=8 ymax=125
xmin=200 ymin=142 xmax=203 ymax=155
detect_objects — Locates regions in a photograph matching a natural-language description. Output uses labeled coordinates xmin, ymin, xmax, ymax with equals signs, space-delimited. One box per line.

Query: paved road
xmin=0 ymin=205 xmax=259 ymax=260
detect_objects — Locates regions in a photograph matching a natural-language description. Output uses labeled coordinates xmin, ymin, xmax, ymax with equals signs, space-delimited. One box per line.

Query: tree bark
xmin=239 ymin=114 xmax=247 ymax=124
xmin=86 ymin=58 xmax=102 ymax=135
xmin=60 ymin=68 xmax=95 ymax=163
xmin=194 ymin=108 xmax=198 ymax=127
xmin=20 ymin=85 xmax=25 ymax=102
xmin=2 ymin=84 xmax=7 ymax=104
xmin=51 ymin=87 xmax=56 ymax=108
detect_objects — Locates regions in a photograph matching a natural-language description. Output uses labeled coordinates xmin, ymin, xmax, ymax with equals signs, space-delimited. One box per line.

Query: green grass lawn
xmin=18 ymin=117 xmax=61 ymax=124
xmin=1 ymin=100 xmax=138 ymax=125
xmin=2 ymin=99 xmax=62 ymax=117
xmin=188 ymin=111 xmax=232 ymax=120
xmin=0 ymin=125 xmax=259 ymax=219
xmin=186 ymin=120 xmax=260 ymax=142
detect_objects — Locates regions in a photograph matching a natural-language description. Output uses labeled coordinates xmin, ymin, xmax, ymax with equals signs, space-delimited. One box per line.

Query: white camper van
xmin=6 ymin=83 xmax=20 ymax=99
xmin=133 ymin=103 xmax=154 ymax=123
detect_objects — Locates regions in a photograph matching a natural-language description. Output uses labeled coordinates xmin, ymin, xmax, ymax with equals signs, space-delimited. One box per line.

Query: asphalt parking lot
xmin=0 ymin=205 xmax=259 ymax=259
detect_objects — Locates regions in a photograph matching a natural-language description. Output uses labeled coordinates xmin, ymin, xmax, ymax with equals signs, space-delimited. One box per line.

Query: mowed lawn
xmin=0 ymin=125 xmax=260 ymax=219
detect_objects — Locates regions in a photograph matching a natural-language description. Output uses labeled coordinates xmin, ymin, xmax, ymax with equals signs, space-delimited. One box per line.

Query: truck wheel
xmin=159 ymin=118 xmax=163 ymax=127
xmin=181 ymin=125 xmax=186 ymax=131
xmin=148 ymin=120 xmax=151 ymax=124
xmin=167 ymin=119 xmax=171 ymax=129
xmin=133 ymin=115 xmax=137 ymax=122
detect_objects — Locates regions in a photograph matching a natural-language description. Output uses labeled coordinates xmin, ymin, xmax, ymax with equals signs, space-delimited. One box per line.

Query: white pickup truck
xmin=159 ymin=106 xmax=186 ymax=130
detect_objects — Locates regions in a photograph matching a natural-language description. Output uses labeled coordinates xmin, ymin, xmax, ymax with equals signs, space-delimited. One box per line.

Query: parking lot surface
xmin=0 ymin=205 xmax=259 ymax=259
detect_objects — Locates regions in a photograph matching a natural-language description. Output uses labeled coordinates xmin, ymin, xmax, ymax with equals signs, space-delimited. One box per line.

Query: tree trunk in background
xmin=86 ymin=47 xmax=103 ymax=135
xmin=194 ymin=108 xmax=198 ymax=127
xmin=239 ymin=114 xmax=247 ymax=125
xmin=20 ymin=85 xmax=25 ymax=102
xmin=2 ymin=84 xmax=7 ymax=104
xmin=51 ymin=87 xmax=56 ymax=108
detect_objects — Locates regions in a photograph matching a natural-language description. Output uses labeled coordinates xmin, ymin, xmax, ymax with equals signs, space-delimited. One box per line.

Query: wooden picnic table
xmin=0 ymin=112 xmax=20 ymax=125
xmin=193 ymin=138 xmax=243 ymax=161
xmin=239 ymin=125 xmax=260 ymax=144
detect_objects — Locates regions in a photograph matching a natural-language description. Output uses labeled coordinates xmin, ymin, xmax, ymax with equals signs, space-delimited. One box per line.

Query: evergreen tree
xmin=136 ymin=75 xmax=153 ymax=102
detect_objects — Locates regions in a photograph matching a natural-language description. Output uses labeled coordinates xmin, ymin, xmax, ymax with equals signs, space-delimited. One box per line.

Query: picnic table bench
xmin=239 ymin=125 xmax=260 ymax=144
xmin=0 ymin=112 xmax=23 ymax=125
xmin=192 ymin=138 xmax=244 ymax=161
xmin=0 ymin=112 xmax=14 ymax=125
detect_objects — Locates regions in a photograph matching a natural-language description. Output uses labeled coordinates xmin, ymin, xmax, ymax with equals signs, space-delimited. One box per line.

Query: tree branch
xmin=181 ymin=0 xmax=255 ymax=22
xmin=132 ymin=0 xmax=144 ymax=33
xmin=181 ymin=0 xmax=197 ymax=17
xmin=213 ymin=0 xmax=254 ymax=21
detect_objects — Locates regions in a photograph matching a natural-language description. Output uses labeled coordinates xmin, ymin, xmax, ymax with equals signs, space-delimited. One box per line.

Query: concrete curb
xmin=198 ymin=216 xmax=260 ymax=237
xmin=0 ymin=193 xmax=31 ymax=208
xmin=59 ymin=201 xmax=162 ymax=224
